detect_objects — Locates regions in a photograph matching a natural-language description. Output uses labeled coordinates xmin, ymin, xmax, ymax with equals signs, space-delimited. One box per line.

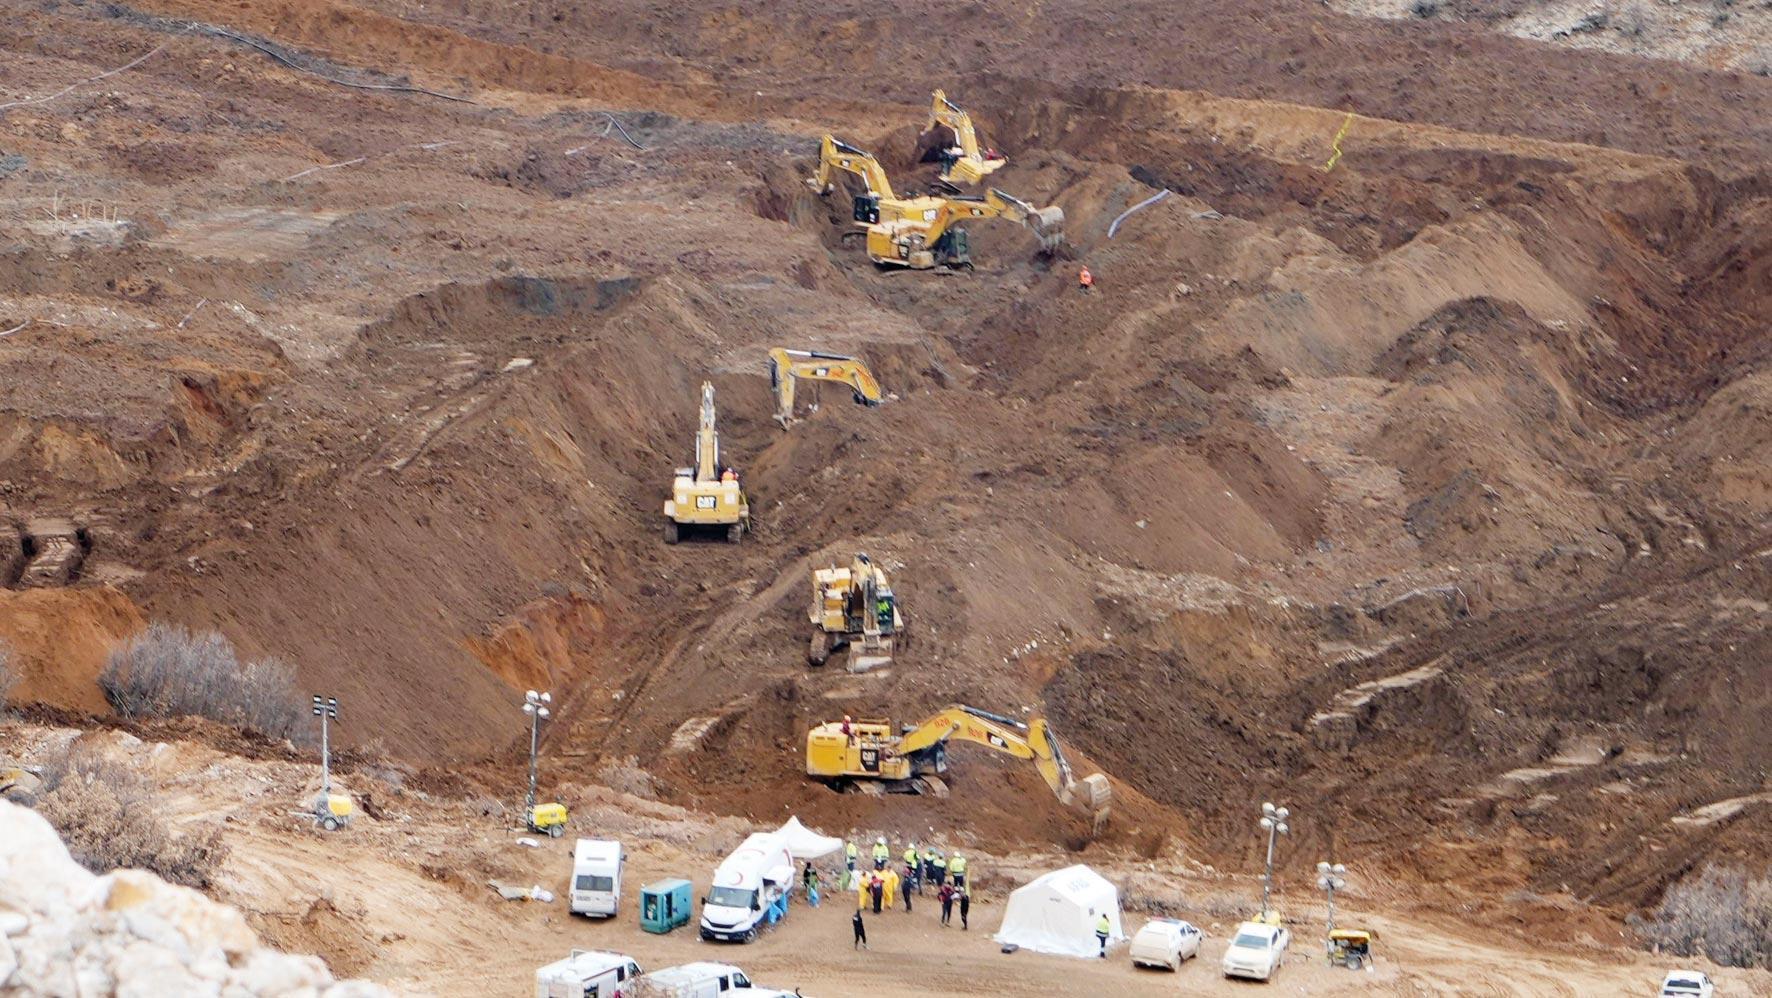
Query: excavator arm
xmin=807 ymin=135 xmax=897 ymax=201
xmin=921 ymin=188 xmax=1065 ymax=253
xmin=695 ymin=381 xmax=720 ymax=482
xmin=927 ymin=90 xmax=1006 ymax=186
xmin=768 ymin=348 xmax=883 ymax=427
xmin=896 ymin=705 xmax=1088 ymax=806
xmin=928 ymin=90 xmax=984 ymax=161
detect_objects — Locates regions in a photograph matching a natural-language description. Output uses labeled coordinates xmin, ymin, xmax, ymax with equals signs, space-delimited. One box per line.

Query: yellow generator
xmin=808 ymin=553 xmax=901 ymax=671
xmin=663 ymin=382 xmax=750 ymax=544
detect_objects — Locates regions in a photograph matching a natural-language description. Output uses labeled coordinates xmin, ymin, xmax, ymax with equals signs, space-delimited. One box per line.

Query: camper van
xmin=699 ymin=832 xmax=795 ymax=943
xmin=571 ymin=838 xmax=625 ymax=917
xmin=535 ymin=950 xmax=643 ymax=998
xmin=641 ymin=962 xmax=755 ymax=997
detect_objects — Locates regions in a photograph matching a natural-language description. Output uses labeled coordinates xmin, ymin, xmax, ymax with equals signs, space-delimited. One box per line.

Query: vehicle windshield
xmin=1232 ymin=932 xmax=1270 ymax=949
xmin=707 ymin=886 xmax=757 ymax=909
xmin=574 ymin=875 xmax=614 ymax=892
xmin=1663 ymin=983 xmax=1703 ymax=994
xmin=732 ymin=973 xmax=751 ymax=988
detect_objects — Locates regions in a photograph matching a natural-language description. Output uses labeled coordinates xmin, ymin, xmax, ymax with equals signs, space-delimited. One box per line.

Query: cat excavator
xmin=805 ymin=704 xmax=1113 ymax=826
xmin=806 ymin=134 xmax=942 ymax=227
xmin=662 ymin=382 xmax=749 ymax=544
xmin=768 ymin=347 xmax=883 ymax=428
xmin=866 ymin=188 xmax=1064 ymax=270
xmin=808 ymin=553 xmax=902 ymax=671
xmin=924 ymin=89 xmax=1006 ymax=189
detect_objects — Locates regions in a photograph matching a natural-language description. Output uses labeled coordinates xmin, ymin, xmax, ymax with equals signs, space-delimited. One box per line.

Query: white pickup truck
xmin=1221 ymin=920 xmax=1290 ymax=981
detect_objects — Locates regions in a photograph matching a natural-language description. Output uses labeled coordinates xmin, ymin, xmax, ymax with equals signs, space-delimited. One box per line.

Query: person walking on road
xmin=949 ymin=853 xmax=968 ymax=891
xmin=1096 ymin=912 xmax=1111 ymax=957
xmin=938 ymin=883 xmax=956 ymax=926
xmin=853 ymin=907 xmax=868 ymax=950
xmin=958 ymin=886 xmax=971 ymax=930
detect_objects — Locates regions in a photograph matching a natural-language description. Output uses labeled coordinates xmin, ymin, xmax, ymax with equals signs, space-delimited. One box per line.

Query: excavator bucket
xmin=1030 ymin=206 xmax=1065 ymax=253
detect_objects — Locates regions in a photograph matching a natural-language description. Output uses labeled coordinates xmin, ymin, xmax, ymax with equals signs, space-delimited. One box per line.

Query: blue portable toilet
xmin=640 ymin=878 xmax=693 ymax=934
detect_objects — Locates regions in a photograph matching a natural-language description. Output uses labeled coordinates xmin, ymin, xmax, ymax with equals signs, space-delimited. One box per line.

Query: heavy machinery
xmin=865 ymin=188 xmax=1064 ymax=270
xmin=808 ymin=553 xmax=902 ymax=671
xmin=805 ymin=704 xmax=1113 ymax=824
xmin=767 ymin=347 xmax=883 ymax=428
xmin=924 ymin=89 xmax=1007 ymax=188
xmin=663 ymin=382 xmax=750 ymax=544
xmin=806 ymin=134 xmax=942 ymax=227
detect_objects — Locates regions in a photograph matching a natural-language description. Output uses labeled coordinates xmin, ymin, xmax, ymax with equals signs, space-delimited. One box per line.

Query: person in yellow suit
xmin=856 ymin=868 xmax=900 ymax=911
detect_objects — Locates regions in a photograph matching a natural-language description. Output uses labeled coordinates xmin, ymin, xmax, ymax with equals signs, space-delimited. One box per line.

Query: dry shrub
xmin=1631 ymin=864 xmax=1772 ymax=969
xmin=100 ymin=623 xmax=304 ymax=741
xmin=35 ymin=746 xmax=229 ymax=889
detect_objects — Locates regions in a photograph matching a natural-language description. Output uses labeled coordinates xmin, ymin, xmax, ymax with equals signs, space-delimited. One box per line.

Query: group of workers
xmin=844 ymin=835 xmax=974 ymax=949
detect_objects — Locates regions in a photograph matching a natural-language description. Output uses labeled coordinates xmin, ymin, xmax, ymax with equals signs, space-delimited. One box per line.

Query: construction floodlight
xmin=311 ymin=695 xmax=338 ymax=719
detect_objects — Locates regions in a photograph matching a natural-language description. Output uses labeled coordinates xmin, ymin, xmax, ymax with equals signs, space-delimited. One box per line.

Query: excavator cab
xmin=853 ymin=194 xmax=881 ymax=225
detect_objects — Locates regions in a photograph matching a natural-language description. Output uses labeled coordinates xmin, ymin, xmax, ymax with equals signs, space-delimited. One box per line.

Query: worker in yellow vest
xmin=871 ymin=836 xmax=890 ymax=871
xmin=949 ymin=853 xmax=968 ymax=890
xmin=1096 ymin=912 xmax=1111 ymax=958
xmin=903 ymin=843 xmax=921 ymax=894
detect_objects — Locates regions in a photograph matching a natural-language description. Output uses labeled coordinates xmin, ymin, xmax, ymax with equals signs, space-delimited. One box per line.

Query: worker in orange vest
xmin=1078 ymin=266 xmax=1095 ymax=292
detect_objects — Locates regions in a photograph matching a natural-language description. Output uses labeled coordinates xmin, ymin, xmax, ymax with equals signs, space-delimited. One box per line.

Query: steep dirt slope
xmin=1 ymin=0 xmax=1767 ymax=939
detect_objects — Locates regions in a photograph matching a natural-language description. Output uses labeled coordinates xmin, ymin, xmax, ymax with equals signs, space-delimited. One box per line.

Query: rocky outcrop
xmin=0 ymin=800 xmax=385 ymax=996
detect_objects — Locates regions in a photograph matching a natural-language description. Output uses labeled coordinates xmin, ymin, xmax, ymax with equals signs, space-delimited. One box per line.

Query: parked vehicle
xmin=535 ymin=950 xmax=643 ymax=998
xmin=641 ymin=962 xmax=755 ymax=997
xmin=640 ymin=878 xmax=694 ymax=934
xmin=571 ymin=839 xmax=624 ymax=918
xmin=1221 ymin=920 xmax=1290 ymax=982
xmin=1129 ymin=917 xmax=1202 ymax=971
xmin=1659 ymin=971 xmax=1715 ymax=997
xmin=699 ymin=832 xmax=795 ymax=943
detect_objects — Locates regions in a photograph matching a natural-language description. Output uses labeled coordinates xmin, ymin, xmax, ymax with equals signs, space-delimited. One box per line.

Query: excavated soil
xmin=1 ymin=0 xmax=1769 ymax=986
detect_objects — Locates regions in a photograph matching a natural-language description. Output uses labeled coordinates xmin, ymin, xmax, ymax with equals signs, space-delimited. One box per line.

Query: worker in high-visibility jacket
xmin=843 ymin=840 xmax=859 ymax=890
xmin=871 ymin=837 xmax=890 ymax=871
xmin=902 ymin=844 xmax=921 ymax=894
xmin=949 ymin=853 xmax=968 ymax=890
xmin=1095 ymin=912 xmax=1111 ymax=958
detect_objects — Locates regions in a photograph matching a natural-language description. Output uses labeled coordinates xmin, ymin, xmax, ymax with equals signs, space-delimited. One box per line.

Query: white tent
xmin=774 ymin=817 xmax=842 ymax=861
xmin=993 ymin=864 xmax=1126 ymax=959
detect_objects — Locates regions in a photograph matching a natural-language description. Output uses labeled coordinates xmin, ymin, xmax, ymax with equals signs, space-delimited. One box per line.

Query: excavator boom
xmin=927 ymin=90 xmax=1006 ymax=186
xmin=695 ymin=381 xmax=720 ymax=482
xmin=768 ymin=348 xmax=884 ymax=427
xmin=808 ymin=134 xmax=897 ymax=202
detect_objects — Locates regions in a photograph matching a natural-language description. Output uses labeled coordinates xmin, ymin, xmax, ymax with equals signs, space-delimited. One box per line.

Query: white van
xmin=699 ymin=832 xmax=795 ymax=943
xmin=642 ymin=962 xmax=755 ymax=997
xmin=571 ymin=838 xmax=624 ymax=917
xmin=535 ymin=950 xmax=643 ymax=998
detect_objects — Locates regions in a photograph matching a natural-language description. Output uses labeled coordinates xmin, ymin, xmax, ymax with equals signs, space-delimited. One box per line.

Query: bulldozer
xmin=662 ymin=382 xmax=750 ymax=544
xmin=808 ymin=553 xmax=902 ymax=671
xmin=923 ymin=90 xmax=1007 ymax=189
xmin=805 ymin=704 xmax=1112 ymax=826
xmin=767 ymin=347 xmax=883 ymax=428
xmin=865 ymin=188 xmax=1064 ymax=270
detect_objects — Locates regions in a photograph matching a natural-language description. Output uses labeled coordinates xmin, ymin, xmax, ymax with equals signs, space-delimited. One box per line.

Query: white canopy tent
xmin=993 ymin=864 xmax=1126 ymax=959
xmin=774 ymin=817 xmax=842 ymax=861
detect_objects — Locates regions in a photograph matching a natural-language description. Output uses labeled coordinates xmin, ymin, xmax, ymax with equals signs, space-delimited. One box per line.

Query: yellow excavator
xmin=809 ymin=553 xmax=902 ymax=671
xmin=806 ymin=134 xmax=943 ymax=228
xmin=662 ymin=382 xmax=749 ymax=544
xmin=866 ymin=188 xmax=1064 ymax=270
xmin=768 ymin=348 xmax=883 ymax=428
xmin=925 ymin=89 xmax=1006 ymax=189
xmin=806 ymin=704 xmax=1112 ymax=823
